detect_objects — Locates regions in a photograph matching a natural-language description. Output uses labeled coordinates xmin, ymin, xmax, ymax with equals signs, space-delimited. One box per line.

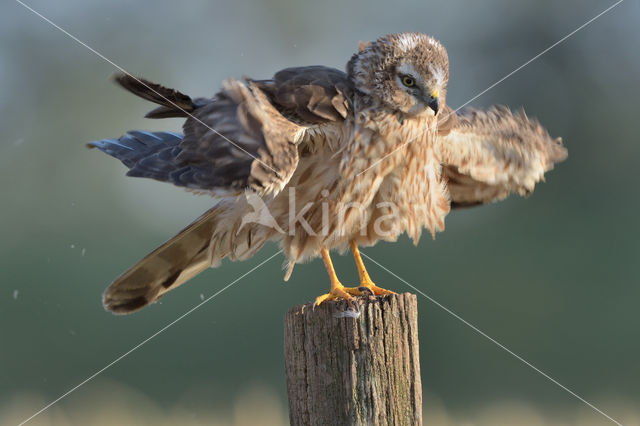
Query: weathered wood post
xmin=284 ymin=293 xmax=421 ymax=425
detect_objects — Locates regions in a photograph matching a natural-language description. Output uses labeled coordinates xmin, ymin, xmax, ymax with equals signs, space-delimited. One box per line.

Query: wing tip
xmin=102 ymin=285 xmax=157 ymax=315
xmin=111 ymin=71 xmax=142 ymax=93
xmin=547 ymin=137 xmax=568 ymax=165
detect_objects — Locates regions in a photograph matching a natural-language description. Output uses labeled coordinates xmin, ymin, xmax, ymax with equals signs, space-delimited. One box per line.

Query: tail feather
xmin=112 ymin=73 xmax=195 ymax=118
xmin=103 ymin=206 xmax=220 ymax=314
xmin=102 ymin=201 xmax=272 ymax=314
xmin=88 ymin=131 xmax=186 ymax=183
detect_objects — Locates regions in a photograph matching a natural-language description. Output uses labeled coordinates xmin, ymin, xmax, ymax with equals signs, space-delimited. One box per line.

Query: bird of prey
xmin=89 ymin=32 xmax=567 ymax=314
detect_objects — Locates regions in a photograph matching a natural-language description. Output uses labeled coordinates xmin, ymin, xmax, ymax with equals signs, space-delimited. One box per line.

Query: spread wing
xmin=91 ymin=69 xmax=352 ymax=195
xmin=436 ymin=105 xmax=567 ymax=208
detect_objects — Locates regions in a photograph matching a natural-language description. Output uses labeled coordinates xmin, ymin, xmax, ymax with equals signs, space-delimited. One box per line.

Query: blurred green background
xmin=1 ymin=0 xmax=639 ymax=425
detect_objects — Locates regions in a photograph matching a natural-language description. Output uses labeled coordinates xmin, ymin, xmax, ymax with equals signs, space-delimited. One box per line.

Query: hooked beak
xmin=426 ymin=89 xmax=440 ymax=115
xmin=428 ymin=96 xmax=439 ymax=115
xmin=423 ymin=90 xmax=440 ymax=115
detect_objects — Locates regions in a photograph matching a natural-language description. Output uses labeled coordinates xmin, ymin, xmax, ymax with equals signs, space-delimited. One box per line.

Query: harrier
xmin=90 ymin=32 xmax=567 ymax=314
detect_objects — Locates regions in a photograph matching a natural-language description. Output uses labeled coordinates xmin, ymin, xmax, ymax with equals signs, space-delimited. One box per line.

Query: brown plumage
xmin=438 ymin=104 xmax=567 ymax=207
xmin=89 ymin=32 xmax=567 ymax=314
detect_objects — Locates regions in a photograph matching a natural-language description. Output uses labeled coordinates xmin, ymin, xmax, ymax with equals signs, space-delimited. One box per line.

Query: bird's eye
xmin=401 ymin=76 xmax=415 ymax=87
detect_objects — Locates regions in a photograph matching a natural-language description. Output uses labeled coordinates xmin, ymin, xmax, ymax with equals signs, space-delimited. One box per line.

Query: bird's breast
xmin=370 ymin=113 xmax=451 ymax=242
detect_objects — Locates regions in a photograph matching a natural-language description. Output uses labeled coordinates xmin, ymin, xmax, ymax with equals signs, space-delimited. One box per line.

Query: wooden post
xmin=284 ymin=293 xmax=422 ymax=426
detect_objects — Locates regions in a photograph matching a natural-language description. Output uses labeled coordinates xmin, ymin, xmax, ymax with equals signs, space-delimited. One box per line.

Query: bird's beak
xmin=428 ymin=96 xmax=439 ymax=115
xmin=427 ymin=89 xmax=439 ymax=115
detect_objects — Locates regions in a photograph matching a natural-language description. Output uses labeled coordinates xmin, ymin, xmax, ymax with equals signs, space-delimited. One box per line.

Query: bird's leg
xmin=347 ymin=241 xmax=395 ymax=296
xmin=314 ymin=247 xmax=356 ymax=307
xmin=313 ymin=244 xmax=395 ymax=307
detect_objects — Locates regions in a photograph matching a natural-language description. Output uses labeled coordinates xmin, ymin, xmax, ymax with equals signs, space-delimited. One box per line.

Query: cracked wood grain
xmin=284 ymin=293 xmax=422 ymax=425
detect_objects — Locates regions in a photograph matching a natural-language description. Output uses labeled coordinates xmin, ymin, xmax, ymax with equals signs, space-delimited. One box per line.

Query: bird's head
xmin=347 ymin=32 xmax=449 ymax=117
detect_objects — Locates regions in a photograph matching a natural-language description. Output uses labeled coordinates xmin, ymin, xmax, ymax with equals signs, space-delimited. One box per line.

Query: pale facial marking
xmin=396 ymin=63 xmax=425 ymax=87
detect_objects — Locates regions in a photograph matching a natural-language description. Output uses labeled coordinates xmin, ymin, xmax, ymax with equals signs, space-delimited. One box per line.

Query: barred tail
xmin=102 ymin=202 xmax=271 ymax=314
xmin=103 ymin=206 xmax=220 ymax=314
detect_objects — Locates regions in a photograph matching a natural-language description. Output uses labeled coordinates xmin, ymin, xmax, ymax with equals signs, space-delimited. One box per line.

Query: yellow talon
xmin=314 ymin=243 xmax=395 ymax=308
xmin=314 ymin=281 xmax=354 ymax=306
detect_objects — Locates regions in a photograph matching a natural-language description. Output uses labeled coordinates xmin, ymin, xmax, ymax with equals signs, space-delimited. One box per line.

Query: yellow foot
xmin=315 ymin=245 xmax=395 ymax=309
xmin=314 ymin=281 xmax=355 ymax=307
xmin=348 ymin=241 xmax=396 ymax=297
xmin=349 ymin=280 xmax=396 ymax=297
xmin=314 ymin=280 xmax=396 ymax=308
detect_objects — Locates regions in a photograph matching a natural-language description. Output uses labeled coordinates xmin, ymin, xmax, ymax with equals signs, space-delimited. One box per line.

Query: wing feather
xmin=252 ymin=66 xmax=352 ymax=124
xmin=101 ymin=69 xmax=352 ymax=196
xmin=178 ymin=79 xmax=302 ymax=194
xmin=436 ymin=105 xmax=567 ymax=207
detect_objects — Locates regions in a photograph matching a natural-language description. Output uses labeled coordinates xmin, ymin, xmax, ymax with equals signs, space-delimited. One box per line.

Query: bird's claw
xmin=358 ymin=286 xmax=375 ymax=296
xmin=315 ymin=281 xmax=395 ymax=309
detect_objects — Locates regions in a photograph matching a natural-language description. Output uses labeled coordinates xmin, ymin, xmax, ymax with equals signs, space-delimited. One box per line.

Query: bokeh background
xmin=1 ymin=0 xmax=639 ymax=425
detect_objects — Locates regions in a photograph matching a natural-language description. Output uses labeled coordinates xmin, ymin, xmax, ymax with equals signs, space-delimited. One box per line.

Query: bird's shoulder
xmin=251 ymin=65 xmax=355 ymax=126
